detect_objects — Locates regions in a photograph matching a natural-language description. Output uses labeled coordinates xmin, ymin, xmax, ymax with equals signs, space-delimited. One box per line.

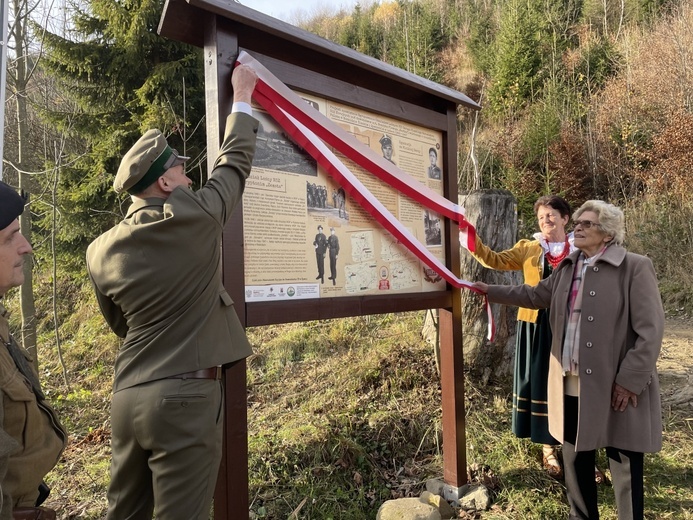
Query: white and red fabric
xmin=236 ymin=51 xmax=494 ymax=340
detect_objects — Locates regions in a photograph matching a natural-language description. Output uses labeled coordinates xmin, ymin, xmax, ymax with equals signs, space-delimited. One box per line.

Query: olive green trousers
xmin=107 ymin=378 xmax=224 ymax=520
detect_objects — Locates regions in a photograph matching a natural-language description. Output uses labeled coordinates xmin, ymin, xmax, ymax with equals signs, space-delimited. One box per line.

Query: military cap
xmin=379 ymin=135 xmax=392 ymax=147
xmin=114 ymin=129 xmax=190 ymax=194
xmin=0 ymin=181 xmax=26 ymax=230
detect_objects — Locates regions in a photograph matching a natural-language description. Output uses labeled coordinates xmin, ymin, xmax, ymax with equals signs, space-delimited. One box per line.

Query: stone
xmin=376 ymin=498 xmax=442 ymax=520
xmin=458 ymin=484 xmax=492 ymax=511
xmin=424 ymin=478 xmax=446 ymax=496
xmin=420 ymin=491 xmax=457 ymax=519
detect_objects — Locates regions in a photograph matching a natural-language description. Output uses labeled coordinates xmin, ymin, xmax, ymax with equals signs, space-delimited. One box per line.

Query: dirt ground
xmin=659 ymin=316 xmax=693 ymax=411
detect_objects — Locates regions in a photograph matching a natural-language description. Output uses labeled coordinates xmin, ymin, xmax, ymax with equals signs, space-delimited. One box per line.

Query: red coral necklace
xmin=545 ymin=236 xmax=570 ymax=269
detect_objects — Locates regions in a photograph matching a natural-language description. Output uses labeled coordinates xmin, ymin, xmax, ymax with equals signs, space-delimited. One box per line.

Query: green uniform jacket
xmin=0 ymin=305 xmax=67 ymax=518
xmin=86 ymin=113 xmax=259 ymax=392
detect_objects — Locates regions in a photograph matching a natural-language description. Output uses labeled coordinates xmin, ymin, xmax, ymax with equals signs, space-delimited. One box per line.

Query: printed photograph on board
xmin=243 ymin=93 xmax=447 ymax=302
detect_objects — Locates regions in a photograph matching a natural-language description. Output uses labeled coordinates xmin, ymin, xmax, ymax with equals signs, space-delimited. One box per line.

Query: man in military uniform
xmin=427 ymin=147 xmax=442 ymax=179
xmin=0 ymin=181 xmax=67 ymax=520
xmin=86 ymin=65 xmax=259 ymax=520
xmin=327 ymin=228 xmax=340 ymax=286
xmin=313 ymin=225 xmax=328 ymax=284
xmin=380 ymin=135 xmax=395 ymax=164
xmin=336 ymin=188 xmax=347 ymax=219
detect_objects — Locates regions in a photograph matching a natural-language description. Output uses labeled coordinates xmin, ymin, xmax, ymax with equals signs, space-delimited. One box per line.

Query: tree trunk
xmin=459 ymin=189 xmax=521 ymax=383
xmin=12 ymin=0 xmax=37 ymax=368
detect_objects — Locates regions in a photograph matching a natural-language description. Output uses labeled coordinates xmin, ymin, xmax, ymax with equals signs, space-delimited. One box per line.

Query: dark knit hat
xmin=0 ymin=181 xmax=26 ymax=230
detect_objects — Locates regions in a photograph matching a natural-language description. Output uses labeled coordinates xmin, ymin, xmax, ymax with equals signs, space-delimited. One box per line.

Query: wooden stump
xmin=459 ymin=189 xmax=521 ymax=382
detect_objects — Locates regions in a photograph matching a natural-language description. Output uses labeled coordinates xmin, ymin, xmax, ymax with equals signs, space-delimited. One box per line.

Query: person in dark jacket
xmin=313 ymin=225 xmax=328 ymax=284
xmin=427 ymin=147 xmax=441 ymax=179
xmin=327 ymin=227 xmax=340 ymax=285
xmin=380 ymin=135 xmax=395 ymax=164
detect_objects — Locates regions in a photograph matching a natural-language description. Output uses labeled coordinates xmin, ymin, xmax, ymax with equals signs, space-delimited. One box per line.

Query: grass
xmin=7 ymin=286 xmax=691 ymax=518
xmin=243 ymin=312 xmax=693 ymax=519
xmin=245 ymin=313 xmax=442 ymax=519
xmin=625 ymin=196 xmax=693 ymax=312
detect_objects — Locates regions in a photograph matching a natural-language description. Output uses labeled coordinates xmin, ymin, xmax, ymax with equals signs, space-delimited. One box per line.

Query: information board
xmin=244 ymin=93 xmax=447 ymax=302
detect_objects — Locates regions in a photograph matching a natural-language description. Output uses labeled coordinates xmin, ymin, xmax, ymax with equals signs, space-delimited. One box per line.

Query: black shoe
xmin=332 ymin=279 xmax=336 ymax=285
xmin=321 ymin=277 xmax=324 ymax=284
xmin=316 ymin=275 xmax=321 ymax=280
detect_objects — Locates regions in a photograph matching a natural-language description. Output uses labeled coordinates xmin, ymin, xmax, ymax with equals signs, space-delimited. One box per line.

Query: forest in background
xmin=295 ymin=0 xmax=693 ymax=310
xmin=2 ymin=1 xmax=692 ymax=517
xmin=2 ymin=0 xmax=692 ymax=336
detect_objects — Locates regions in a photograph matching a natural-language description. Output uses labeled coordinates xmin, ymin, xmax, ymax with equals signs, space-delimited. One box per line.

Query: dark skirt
xmin=511 ymin=308 xmax=558 ymax=445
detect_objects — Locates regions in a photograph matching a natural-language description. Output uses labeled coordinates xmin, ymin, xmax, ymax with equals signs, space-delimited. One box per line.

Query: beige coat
xmin=469 ymin=233 xmax=575 ymax=323
xmin=470 ymin=236 xmax=543 ymax=323
xmin=487 ymin=245 xmax=664 ymax=453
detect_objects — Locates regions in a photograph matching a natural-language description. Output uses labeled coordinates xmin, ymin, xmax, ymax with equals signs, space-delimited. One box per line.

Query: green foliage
xmin=332 ymin=1 xmax=450 ymax=80
xmin=520 ymin=100 xmax=562 ymax=172
xmin=582 ymin=0 xmax=679 ymax=32
xmin=388 ymin=1 xmax=447 ymax=80
xmin=465 ymin=1 xmax=498 ymax=75
xmin=567 ymin=37 xmax=620 ymax=99
xmin=625 ymin=195 xmax=693 ymax=313
xmin=487 ymin=0 xmax=547 ymax=115
xmin=498 ymin=169 xmax=541 ymax=238
xmin=342 ymin=2 xmax=385 ymax=56
xmin=34 ymin=0 xmax=206 ymax=264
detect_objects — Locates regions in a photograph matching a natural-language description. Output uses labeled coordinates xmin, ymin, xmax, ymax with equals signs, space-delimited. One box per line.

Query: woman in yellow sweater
xmin=468 ymin=195 xmax=577 ymax=479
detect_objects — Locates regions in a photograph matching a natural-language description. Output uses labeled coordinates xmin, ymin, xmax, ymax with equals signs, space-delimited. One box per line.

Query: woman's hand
xmin=472 ymin=281 xmax=489 ymax=294
xmin=611 ymin=383 xmax=638 ymax=411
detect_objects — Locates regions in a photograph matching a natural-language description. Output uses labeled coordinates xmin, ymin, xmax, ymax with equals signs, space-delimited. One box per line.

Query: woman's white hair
xmin=573 ymin=200 xmax=625 ymax=246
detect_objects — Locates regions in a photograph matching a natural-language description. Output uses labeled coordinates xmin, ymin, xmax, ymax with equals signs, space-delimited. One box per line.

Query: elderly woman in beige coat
xmin=474 ymin=200 xmax=664 ymax=520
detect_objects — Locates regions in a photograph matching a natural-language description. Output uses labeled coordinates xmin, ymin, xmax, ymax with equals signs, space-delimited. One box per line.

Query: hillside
xmin=25 ymin=307 xmax=691 ymax=519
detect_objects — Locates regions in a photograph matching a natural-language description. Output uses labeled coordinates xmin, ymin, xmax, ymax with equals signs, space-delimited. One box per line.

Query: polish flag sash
xmin=237 ymin=51 xmax=494 ymax=341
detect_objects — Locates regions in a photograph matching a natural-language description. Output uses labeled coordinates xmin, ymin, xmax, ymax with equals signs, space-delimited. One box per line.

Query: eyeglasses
xmin=574 ymin=220 xmax=602 ymax=230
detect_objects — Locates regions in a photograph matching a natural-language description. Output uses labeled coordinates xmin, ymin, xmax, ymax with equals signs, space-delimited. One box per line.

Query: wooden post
xmin=203 ymin=14 xmax=250 ymax=520
xmin=439 ymin=307 xmax=466 ymax=487
xmin=439 ymin=106 xmax=467 ymax=491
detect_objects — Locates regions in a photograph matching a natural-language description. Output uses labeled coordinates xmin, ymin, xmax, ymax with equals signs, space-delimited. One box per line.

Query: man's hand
xmin=611 ymin=382 xmax=638 ymax=411
xmin=232 ymin=64 xmax=258 ymax=105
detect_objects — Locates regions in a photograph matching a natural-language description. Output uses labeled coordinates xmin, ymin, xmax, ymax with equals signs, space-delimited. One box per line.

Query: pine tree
xmin=36 ymin=0 xmax=206 ymax=256
xmin=487 ymin=0 xmax=547 ymax=116
xmin=388 ymin=0 xmax=446 ymax=80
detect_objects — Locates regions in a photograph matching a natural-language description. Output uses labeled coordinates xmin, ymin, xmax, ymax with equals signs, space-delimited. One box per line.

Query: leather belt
xmin=168 ymin=366 xmax=222 ymax=380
